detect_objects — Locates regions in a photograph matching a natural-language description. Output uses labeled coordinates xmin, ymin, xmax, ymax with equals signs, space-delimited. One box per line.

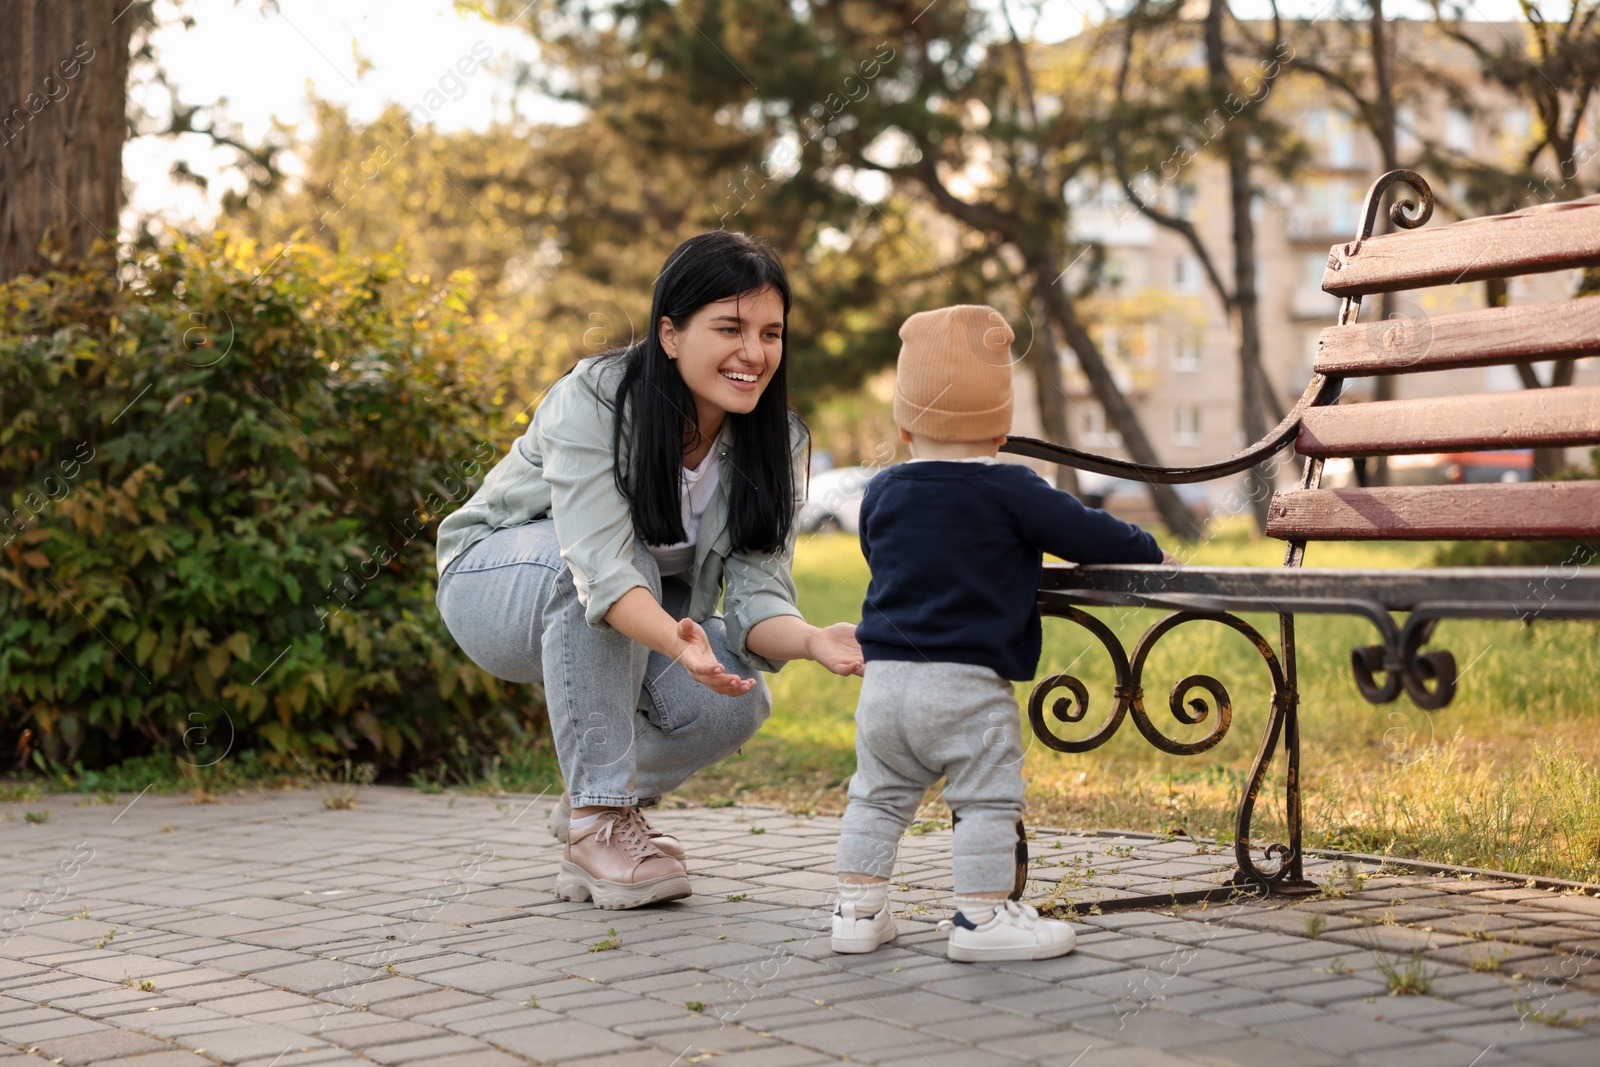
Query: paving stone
xmin=1520 ymin=1034 xmax=1600 ymax=1067
xmin=27 ymin=1029 xmax=170 ymax=1065
xmin=198 ymin=990 xmax=320 ymax=1016
xmin=357 ymin=1034 xmax=489 ymax=1063
xmin=1257 ymin=1012 xmax=1436 ymax=1054
xmin=85 ymin=1052 xmax=217 ymax=1067
xmin=830 ymin=989 xmax=992 ymax=1027
xmin=1184 ymin=1032 xmax=1360 ymax=1066
xmin=1076 ymin=1005 xmax=1250 ymax=1049
xmin=1 ymin=1016 xmax=112 ymax=1043
xmin=482 ymin=1018 xmax=646 ymax=1061
xmin=174 ymin=1023 xmax=328 ymax=1061
xmin=400 ymin=1052 xmax=526 ymax=1067
xmin=981 ymin=1025 xmax=1097 ymax=1062
xmin=870 ymin=1049 xmax=1024 ymax=1067
xmin=768 ymin=1015 xmax=923 ymax=1057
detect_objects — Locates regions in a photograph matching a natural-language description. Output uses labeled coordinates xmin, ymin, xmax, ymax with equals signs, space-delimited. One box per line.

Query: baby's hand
xmin=1161 ymin=550 xmax=1182 ymax=567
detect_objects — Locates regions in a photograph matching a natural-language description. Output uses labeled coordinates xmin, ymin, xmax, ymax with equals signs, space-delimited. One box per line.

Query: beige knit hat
xmin=893 ymin=304 xmax=1016 ymax=443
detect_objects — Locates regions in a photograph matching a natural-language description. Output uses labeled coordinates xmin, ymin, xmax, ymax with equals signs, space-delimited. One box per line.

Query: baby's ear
xmin=898 ymin=428 xmax=913 ymax=443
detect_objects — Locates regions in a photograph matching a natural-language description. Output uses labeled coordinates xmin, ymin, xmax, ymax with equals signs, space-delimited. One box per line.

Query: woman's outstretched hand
xmin=805 ymin=621 xmax=865 ymax=677
xmin=675 ymin=618 xmax=758 ymax=696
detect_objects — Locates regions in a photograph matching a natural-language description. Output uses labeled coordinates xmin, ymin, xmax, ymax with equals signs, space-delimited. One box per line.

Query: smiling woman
xmin=433 ymin=231 xmax=864 ymax=911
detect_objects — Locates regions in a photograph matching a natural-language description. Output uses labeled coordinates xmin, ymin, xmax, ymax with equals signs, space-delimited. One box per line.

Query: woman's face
xmin=658 ymin=287 xmax=785 ymax=428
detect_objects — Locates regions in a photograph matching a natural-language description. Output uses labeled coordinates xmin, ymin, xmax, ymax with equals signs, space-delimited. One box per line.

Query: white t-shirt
xmin=645 ymin=444 xmax=723 ymax=577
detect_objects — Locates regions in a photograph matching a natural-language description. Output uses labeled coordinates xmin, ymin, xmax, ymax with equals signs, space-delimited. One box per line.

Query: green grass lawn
xmin=11 ymin=521 xmax=1594 ymax=883
xmin=681 ymin=524 xmax=1600 ymax=883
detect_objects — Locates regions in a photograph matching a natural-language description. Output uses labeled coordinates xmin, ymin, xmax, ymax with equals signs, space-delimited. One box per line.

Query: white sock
xmin=837 ymin=881 xmax=889 ymax=918
xmin=953 ymin=896 xmax=1001 ymax=926
xmin=569 ymin=811 xmax=605 ymax=831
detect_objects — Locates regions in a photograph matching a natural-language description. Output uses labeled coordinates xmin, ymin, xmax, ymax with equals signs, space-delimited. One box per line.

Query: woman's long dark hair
xmin=611 ymin=231 xmax=800 ymax=555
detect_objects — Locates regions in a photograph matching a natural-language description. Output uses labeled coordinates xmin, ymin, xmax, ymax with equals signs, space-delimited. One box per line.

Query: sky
xmin=123 ymin=0 xmax=545 ymax=228
xmin=123 ymin=0 xmax=1543 ymax=231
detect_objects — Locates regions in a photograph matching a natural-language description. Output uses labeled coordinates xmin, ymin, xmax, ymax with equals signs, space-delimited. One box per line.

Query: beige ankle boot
xmin=550 ymin=794 xmax=685 ymax=860
xmin=556 ymin=809 xmax=691 ymax=910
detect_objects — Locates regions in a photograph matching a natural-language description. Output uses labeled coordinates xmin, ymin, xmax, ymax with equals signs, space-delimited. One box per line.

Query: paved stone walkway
xmin=4 ymin=786 xmax=1600 ymax=1067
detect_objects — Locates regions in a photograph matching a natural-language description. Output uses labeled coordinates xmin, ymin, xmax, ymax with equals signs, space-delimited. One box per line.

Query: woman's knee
xmin=728 ymin=677 xmax=771 ymax=740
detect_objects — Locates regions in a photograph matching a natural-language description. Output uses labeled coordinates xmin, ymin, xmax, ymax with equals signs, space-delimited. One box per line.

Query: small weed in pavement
xmin=1374 ymin=950 xmax=1435 ymax=996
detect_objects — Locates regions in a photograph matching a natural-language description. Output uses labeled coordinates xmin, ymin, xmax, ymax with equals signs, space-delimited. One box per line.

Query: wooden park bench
xmin=1001 ymin=170 xmax=1600 ymax=906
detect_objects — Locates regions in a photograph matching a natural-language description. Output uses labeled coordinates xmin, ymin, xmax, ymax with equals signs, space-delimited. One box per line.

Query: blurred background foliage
xmin=0 ymin=239 xmax=535 ymax=778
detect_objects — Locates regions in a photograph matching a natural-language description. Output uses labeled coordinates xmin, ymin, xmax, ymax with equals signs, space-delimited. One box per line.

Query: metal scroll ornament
xmin=1029 ymin=606 xmax=1301 ymax=888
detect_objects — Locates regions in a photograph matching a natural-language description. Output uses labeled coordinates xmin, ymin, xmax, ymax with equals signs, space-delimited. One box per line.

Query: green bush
xmin=1432 ymin=449 xmax=1599 ymax=567
xmin=0 ymin=237 xmax=540 ymax=774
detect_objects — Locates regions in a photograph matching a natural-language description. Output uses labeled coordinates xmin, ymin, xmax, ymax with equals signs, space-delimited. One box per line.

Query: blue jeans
xmin=435 ymin=520 xmax=771 ymax=808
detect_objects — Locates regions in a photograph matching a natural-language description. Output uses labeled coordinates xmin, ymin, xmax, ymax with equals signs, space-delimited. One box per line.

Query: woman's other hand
xmin=675 ymin=618 xmax=758 ymax=696
xmin=805 ymin=621 xmax=865 ymax=677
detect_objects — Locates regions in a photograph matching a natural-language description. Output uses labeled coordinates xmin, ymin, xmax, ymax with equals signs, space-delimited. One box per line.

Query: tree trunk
xmin=0 ymin=0 xmax=132 ymax=280
xmin=1031 ymin=253 xmax=1204 ymax=539
xmin=1364 ymin=0 xmax=1399 ymax=488
xmin=1508 ymin=338 xmax=1578 ymax=478
xmin=1025 ymin=277 xmax=1080 ymax=497
xmin=1206 ymin=0 xmax=1273 ymax=533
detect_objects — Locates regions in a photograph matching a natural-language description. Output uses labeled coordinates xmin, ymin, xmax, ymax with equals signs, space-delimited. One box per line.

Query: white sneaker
xmin=939 ymin=900 xmax=1076 ymax=962
xmin=831 ymin=898 xmax=898 ymax=954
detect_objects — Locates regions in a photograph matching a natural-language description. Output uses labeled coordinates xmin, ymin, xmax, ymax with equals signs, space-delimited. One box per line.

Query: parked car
xmin=1073 ymin=470 xmax=1212 ymax=522
xmin=1322 ymin=450 xmax=1533 ymax=488
xmin=797 ymin=465 xmax=880 ymax=533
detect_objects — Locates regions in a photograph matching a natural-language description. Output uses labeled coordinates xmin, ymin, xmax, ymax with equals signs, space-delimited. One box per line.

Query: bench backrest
xmin=1265 ymin=183 xmax=1600 ymax=545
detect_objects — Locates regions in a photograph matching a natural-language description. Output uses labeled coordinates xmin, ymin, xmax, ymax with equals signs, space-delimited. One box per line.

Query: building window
xmin=1174 ymin=405 xmax=1202 ymax=447
xmin=1327 ymin=112 xmax=1354 ymax=168
xmin=1100 ymin=323 xmax=1121 ymax=363
xmin=1304 ymin=251 xmax=1329 ymax=294
xmin=1173 ymin=332 xmax=1202 ymax=371
xmin=1446 ymin=107 xmax=1474 ymax=154
xmin=1175 ymin=182 xmax=1197 ymax=220
xmin=1300 ymin=179 xmax=1361 ymax=237
xmin=1328 ymin=180 xmax=1359 ymax=234
xmin=1080 ymin=404 xmax=1121 ymax=446
xmin=1502 ymin=106 xmax=1532 ymax=144
xmin=1308 ymin=107 xmax=1354 ymax=167
xmin=1175 ymin=254 xmax=1198 ymax=293
xmin=1396 ymin=105 xmax=1419 ymax=157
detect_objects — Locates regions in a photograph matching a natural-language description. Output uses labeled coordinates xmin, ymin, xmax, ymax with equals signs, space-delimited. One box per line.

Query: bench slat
xmin=1315 ymin=298 xmax=1600 ymax=375
xmin=1265 ymin=482 xmax=1600 ymax=540
xmin=1320 ymin=194 xmax=1600 ymax=297
xmin=1296 ymin=386 xmax=1600 ymax=457
xmin=1040 ymin=563 xmax=1600 ymax=613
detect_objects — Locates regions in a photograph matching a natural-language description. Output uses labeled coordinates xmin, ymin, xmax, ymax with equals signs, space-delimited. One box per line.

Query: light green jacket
xmin=436 ymin=355 xmax=807 ymax=673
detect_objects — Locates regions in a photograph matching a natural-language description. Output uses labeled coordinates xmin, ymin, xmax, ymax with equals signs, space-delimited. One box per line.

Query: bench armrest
xmin=1000 ymin=375 xmax=1339 ymax=484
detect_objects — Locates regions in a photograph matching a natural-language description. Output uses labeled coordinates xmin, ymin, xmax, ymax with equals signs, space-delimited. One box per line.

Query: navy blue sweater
xmin=857 ymin=461 xmax=1163 ymax=681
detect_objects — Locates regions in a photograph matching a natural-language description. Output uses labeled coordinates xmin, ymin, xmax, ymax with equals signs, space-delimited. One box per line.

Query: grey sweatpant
xmin=837 ymin=660 xmax=1026 ymax=895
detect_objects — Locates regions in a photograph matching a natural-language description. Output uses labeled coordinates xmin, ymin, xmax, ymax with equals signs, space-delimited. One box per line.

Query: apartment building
xmin=1011 ymin=20 xmax=1600 ymax=512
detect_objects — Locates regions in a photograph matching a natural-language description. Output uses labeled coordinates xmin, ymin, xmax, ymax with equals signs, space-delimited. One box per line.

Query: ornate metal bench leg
xmin=1013 ymin=817 xmax=1028 ymax=901
xmin=1230 ymin=613 xmax=1314 ymax=896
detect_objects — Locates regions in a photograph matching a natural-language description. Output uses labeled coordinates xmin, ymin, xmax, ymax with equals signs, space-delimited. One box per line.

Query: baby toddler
xmin=833 ymin=304 xmax=1166 ymax=961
